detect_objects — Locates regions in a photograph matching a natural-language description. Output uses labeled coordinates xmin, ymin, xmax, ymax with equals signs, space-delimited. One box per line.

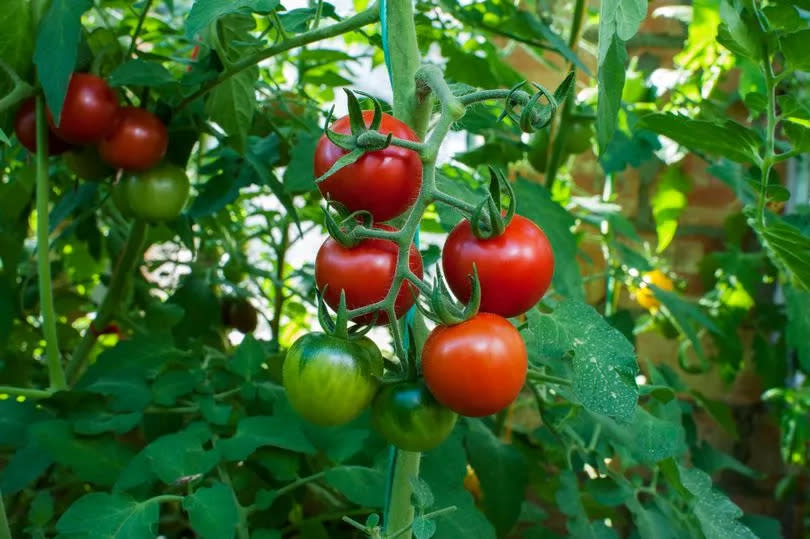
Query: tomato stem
xmin=0 ymin=58 xmax=35 ymax=114
xmin=0 ymin=489 xmax=11 ymax=539
xmin=127 ymin=0 xmax=154 ymax=58
xmin=383 ymin=449 xmax=421 ymax=537
xmin=0 ymin=386 xmax=54 ymax=399
xmin=35 ymin=96 xmax=68 ymax=391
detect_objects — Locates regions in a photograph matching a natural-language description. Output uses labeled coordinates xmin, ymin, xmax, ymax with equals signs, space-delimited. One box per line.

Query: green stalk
xmin=0 ymin=386 xmax=53 ymax=399
xmin=66 ymin=220 xmax=149 ymax=383
xmin=177 ymin=3 xmax=380 ymax=110
xmin=0 ymin=489 xmax=11 ymax=539
xmin=600 ymin=173 xmax=618 ymax=317
xmin=127 ymin=0 xmax=154 ymax=58
xmin=387 ymin=0 xmax=432 ymax=137
xmin=384 ymin=450 xmax=421 ymax=537
xmin=35 ymin=97 xmax=67 ymax=391
xmin=270 ymin=220 xmax=291 ymax=340
xmin=758 ymin=54 xmax=778 ymax=226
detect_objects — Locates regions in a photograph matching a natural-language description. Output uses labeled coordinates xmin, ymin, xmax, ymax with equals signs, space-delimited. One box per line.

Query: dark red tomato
xmin=13 ymin=98 xmax=72 ymax=155
xmin=47 ymin=73 xmax=119 ymax=144
xmin=371 ymin=380 xmax=457 ymax=452
xmin=442 ymin=214 xmax=554 ymax=318
xmin=315 ymin=225 xmax=423 ymax=325
xmin=314 ymin=110 xmax=422 ymax=222
xmin=98 ymin=107 xmax=168 ymax=171
xmin=422 ymin=313 xmax=528 ymax=417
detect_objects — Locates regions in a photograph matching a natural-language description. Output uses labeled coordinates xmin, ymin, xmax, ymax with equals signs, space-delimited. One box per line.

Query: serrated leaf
xmin=56 ymin=493 xmax=159 ymax=538
xmin=0 ymin=442 xmax=53 ymax=495
xmin=678 ymin=465 xmax=758 ymax=539
xmin=144 ymin=424 xmax=219 ymax=484
xmin=108 ymin=59 xmax=175 ymax=87
xmin=283 ymin=131 xmax=320 ymax=193
xmin=780 ymin=29 xmax=810 ymax=70
xmin=186 ymin=0 xmax=280 ymax=38
xmin=637 ymin=113 xmax=761 ymax=164
xmin=784 ymin=119 xmax=810 ymax=152
xmin=746 ymin=207 xmax=810 ymax=290
xmin=324 ymin=466 xmax=386 ymax=508
xmin=152 ymin=369 xmax=202 ymax=405
xmin=72 ymin=410 xmax=143 ymax=436
xmin=218 ymin=414 xmax=316 ymax=461
xmin=785 ymin=286 xmax=810 ymax=371
xmin=228 ymin=335 xmax=265 ymax=380
xmin=34 ymin=0 xmax=93 ymax=123
xmin=207 ymin=66 xmax=257 ymax=152
xmin=183 ymin=482 xmax=240 ymax=539
xmin=718 ymin=1 xmax=762 ymax=60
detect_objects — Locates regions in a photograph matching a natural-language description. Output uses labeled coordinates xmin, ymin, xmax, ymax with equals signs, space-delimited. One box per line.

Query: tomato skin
xmin=314 ymin=110 xmax=422 ymax=222
xmin=526 ymin=129 xmax=549 ymax=173
xmin=47 ymin=73 xmax=119 ymax=144
xmin=564 ymin=121 xmax=593 ymax=154
xmin=283 ymin=332 xmax=383 ymax=426
xmin=422 ymin=313 xmax=528 ymax=417
xmin=634 ymin=269 xmax=674 ymax=311
xmin=442 ymin=215 xmax=553 ymax=318
xmin=98 ymin=107 xmax=168 ymax=171
xmin=221 ymin=297 xmax=258 ymax=333
xmin=119 ymin=164 xmax=190 ymax=222
xmin=64 ymin=145 xmax=114 ymax=181
xmin=371 ymin=380 xmax=457 ymax=452
xmin=14 ymin=98 xmax=72 ymax=155
xmin=315 ymin=225 xmax=423 ymax=325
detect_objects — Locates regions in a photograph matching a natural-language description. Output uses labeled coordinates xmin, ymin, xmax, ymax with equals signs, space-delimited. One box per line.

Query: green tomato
xmin=526 ymin=129 xmax=550 ymax=173
xmin=223 ymin=259 xmax=246 ymax=283
xmin=564 ymin=121 xmax=594 ymax=154
xmin=371 ymin=380 xmax=457 ymax=452
xmin=64 ymin=145 xmax=114 ymax=181
xmin=283 ymin=333 xmax=383 ymax=426
xmin=111 ymin=180 xmax=133 ymax=218
xmin=120 ymin=164 xmax=190 ymax=222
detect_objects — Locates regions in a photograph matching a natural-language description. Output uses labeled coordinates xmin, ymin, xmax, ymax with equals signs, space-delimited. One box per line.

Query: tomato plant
xmin=63 ymin=145 xmax=114 ymax=181
xmin=46 ymin=72 xmax=119 ymax=144
xmin=443 ymin=214 xmax=554 ymax=318
xmin=371 ymin=380 xmax=457 ymax=451
xmin=422 ymin=313 xmax=528 ymax=417
xmin=315 ymin=225 xmax=423 ymax=325
xmin=117 ymin=163 xmax=190 ymax=221
xmin=98 ymin=106 xmax=168 ymax=171
xmin=221 ymin=296 xmax=258 ymax=333
xmin=314 ymin=110 xmax=422 ymax=222
xmin=283 ymin=332 xmax=383 ymax=426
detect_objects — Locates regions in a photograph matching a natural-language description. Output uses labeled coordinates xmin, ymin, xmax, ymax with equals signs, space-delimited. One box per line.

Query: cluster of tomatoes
xmin=283 ymin=111 xmax=555 ymax=451
xmin=13 ymin=72 xmax=190 ymax=222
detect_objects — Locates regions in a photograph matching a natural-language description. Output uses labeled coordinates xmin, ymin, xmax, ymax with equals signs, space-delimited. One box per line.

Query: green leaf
xmin=72 ymin=410 xmax=143 ymax=436
xmin=183 ymin=482 xmax=240 ymax=539
xmin=626 ymin=497 xmax=676 ymax=539
xmin=410 ymin=476 xmax=435 ymax=510
xmin=0 ymin=399 xmax=49 ymax=448
xmin=628 ymin=407 xmax=687 ymax=463
xmin=28 ymin=490 xmax=54 ymax=528
xmin=144 ymin=424 xmax=220 ymax=484
xmin=596 ymin=35 xmax=627 ymax=152
xmin=218 ymin=414 xmax=316 ymax=461
xmin=228 ymin=335 xmax=265 ymax=380
xmin=207 ymin=65 xmax=257 ymax=152
xmin=637 ymin=112 xmax=761 ymax=164
xmin=186 ymin=0 xmax=280 ymax=37
xmin=413 ymin=516 xmax=438 ymax=539
xmin=785 ymin=286 xmax=810 ymax=371
xmin=152 ymin=369 xmax=203 ymax=405
xmin=324 ymin=466 xmax=386 ymax=508
xmin=783 ymin=118 xmax=810 ymax=152
xmin=56 ymin=493 xmax=159 ymax=538
xmin=0 ymin=0 xmax=34 ymax=129
xmin=30 ymin=420 xmax=133 ymax=487
xmin=652 ymin=167 xmax=691 ymax=253
xmin=718 ymin=1 xmax=762 ymax=60
xmin=556 ymin=470 xmax=618 ymax=538
xmin=34 ymin=0 xmax=93 ymax=123
xmin=108 ymin=59 xmax=176 ymax=87
xmin=614 ymin=0 xmax=648 ymax=40
xmin=0 ymin=442 xmax=53 ymax=495
xmin=283 ymin=131 xmax=320 ymax=193
xmin=465 ymin=422 xmax=527 ymax=536
xmin=514 ymin=179 xmax=584 ymax=300
xmin=780 ymin=29 xmax=810 ymax=70
xmin=746 ymin=207 xmax=810 ymax=290
xmin=198 ymin=396 xmax=233 ymax=426
xmin=678 ymin=465 xmax=758 ymax=539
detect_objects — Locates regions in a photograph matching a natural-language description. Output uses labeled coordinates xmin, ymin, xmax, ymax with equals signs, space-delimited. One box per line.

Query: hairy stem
xmin=759 ymin=53 xmax=778 ymax=226
xmin=384 ymin=450 xmax=421 ymax=537
xmin=127 ymin=0 xmax=154 ymax=57
xmin=66 ymin=220 xmax=149 ymax=383
xmin=177 ymin=3 xmax=380 ymax=110
xmin=35 ymin=97 xmax=67 ymax=391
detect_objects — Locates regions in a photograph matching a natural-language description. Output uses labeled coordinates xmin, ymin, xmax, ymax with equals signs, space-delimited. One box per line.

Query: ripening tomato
xmin=564 ymin=120 xmax=594 ymax=154
xmin=221 ymin=297 xmax=258 ymax=333
xmin=13 ymin=98 xmax=72 ymax=155
xmin=422 ymin=313 xmax=528 ymax=417
xmin=98 ymin=107 xmax=168 ymax=171
xmin=315 ymin=226 xmax=423 ymax=325
xmin=442 ymin=214 xmax=554 ymax=318
xmin=118 ymin=164 xmax=190 ymax=222
xmin=371 ymin=380 xmax=457 ymax=452
xmin=526 ymin=129 xmax=550 ymax=173
xmin=63 ymin=145 xmax=114 ymax=181
xmin=633 ymin=269 xmax=674 ymax=311
xmin=47 ymin=73 xmax=119 ymax=144
xmin=314 ymin=111 xmax=422 ymax=222
xmin=283 ymin=332 xmax=383 ymax=426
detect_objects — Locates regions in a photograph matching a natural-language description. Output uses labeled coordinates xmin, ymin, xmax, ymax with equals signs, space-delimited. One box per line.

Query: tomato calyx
xmin=317 ymin=287 xmax=378 ymax=340
xmin=499 ymin=73 xmax=575 ymax=133
xmin=322 ymin=201 xmax=375 ymax=248
xmin=470 ymin=166 xmax=517 ymax=240
xmin=416 ymin=266 xmax=481 ymax=326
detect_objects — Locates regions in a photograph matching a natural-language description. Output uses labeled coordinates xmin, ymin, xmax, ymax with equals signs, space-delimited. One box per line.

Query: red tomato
xmin=13 ymin=98 xmax=72 ymax=155
xmin=421 ymin=313 xmax=527 ymax=417
xmin=47 ymin=73 xmax=119 ymax=144
xmin=98 ymin=107 xmax=168 ymax=171
xmin=313 ymin=110 xmax=422 ymax=222
xmin=442 ymin=215 xmax=554 ymax=318
xmin=315 ymin=225 xmax=423 ymax=325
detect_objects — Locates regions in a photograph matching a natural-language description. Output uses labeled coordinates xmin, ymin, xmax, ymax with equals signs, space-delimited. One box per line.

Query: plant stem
xmin=0 ymin=59 xmax=35 ymax=114
xmin=527 ymin=370 xmax=571 ymax=386
xmin=0 ymin=490 xmax=11 ymax=539
xmin=127 ymin=0 xmax=154 ymax=58
xmin=384 ymin=450 xmax=420 ymax=538
xmin=151 ymin=495 xmax=184 ymax=504
xmin=283 ymin=509 xmax=371 ymax=534
xmin=758 ymin=53 xmax=778 ymax=226
xmin=600 ymin=173 xmax=618 ymax=317
xmin=270 ymin=219 xmax=290 ymax=340
xmin=66 ymin=220 xmax=149 ymax=383
xmin=35 ymin=97 xmax=67 ymax=391
xmin=177 ymin=3 xmax=380 ymax=110
xmin=217 ymin=465 xmax=250 ymax=539
xmin=386 ymin=0 xmax=432 ymax=137
xmin=0 ymin=386 xmax=54 ymax=399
